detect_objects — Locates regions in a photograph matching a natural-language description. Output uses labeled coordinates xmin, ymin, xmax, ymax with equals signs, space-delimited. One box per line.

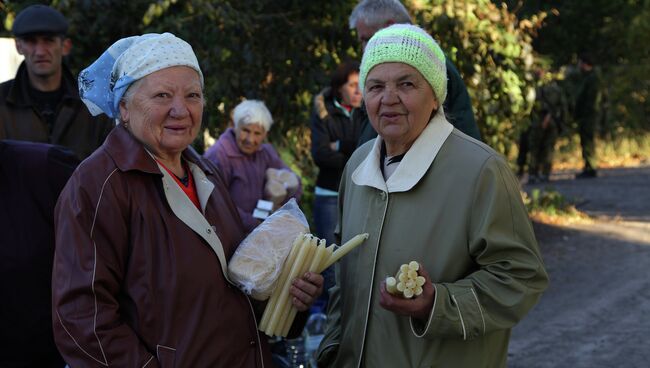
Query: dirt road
xmin=508 ymin=166 xmax=650 ymax=368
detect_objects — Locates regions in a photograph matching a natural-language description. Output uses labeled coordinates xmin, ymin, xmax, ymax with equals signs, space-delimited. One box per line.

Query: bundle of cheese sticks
xmin=259 ymin=232 xmax=368 ymax=337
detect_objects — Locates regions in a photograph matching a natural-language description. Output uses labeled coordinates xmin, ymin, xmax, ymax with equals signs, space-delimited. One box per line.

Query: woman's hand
xmin=379 ymin=264 xmax=435 ymax=320
xmin=289 ymin=271 xmax=324 ymax=312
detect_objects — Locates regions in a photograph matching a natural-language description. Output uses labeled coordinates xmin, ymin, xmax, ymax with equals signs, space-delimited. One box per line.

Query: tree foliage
xmin=3 ymin=0 xmax=646 ymax=176
xmin=411 ymin=0 xmax=544 ymax=154
xmin=498 ymin=0 xmax=650 ymax=134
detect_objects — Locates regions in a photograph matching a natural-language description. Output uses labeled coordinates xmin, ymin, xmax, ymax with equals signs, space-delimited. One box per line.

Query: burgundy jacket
xmin=52 ymin=126 xmax=274 ymax=367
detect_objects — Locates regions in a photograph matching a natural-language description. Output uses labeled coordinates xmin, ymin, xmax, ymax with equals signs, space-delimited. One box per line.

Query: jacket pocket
xmin=157 ymin=345 xmax=176 ymax=368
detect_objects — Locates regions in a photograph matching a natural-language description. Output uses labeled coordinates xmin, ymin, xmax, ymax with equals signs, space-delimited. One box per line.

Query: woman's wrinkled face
xmin=364 ymin=63 xmax=439 ymax=151
xmin=339 ymin=72 xmax=362 ymax=108
xmin=119 ymin=66 xmax=203 ymax=160
xmin=235 ymin=123 xmax=267 ymax=155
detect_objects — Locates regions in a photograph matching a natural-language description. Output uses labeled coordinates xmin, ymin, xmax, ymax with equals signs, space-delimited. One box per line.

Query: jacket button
xmin=249 ymin=340 xmax=256 ymax=346
xmin=206 ymin=228 xmax=212 ymax=234
xmin=379 ymin=191 xmax=386 ymax=199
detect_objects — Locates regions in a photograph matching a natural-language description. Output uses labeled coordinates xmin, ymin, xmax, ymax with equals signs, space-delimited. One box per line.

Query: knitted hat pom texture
xmin=359 ymin=24 xmax=447 ymax=103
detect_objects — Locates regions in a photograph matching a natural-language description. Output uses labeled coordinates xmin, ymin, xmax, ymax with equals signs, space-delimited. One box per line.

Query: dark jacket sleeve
xmin=444 ymin=60 xmax=481 ymax=141
xmin=96 ymin=115 xmax=115 ymax=148
xmin=354 ymin=105 xmax=377 ymax=148
xmin=310 ymin=110 xmax=348 ymax=170
xmin=52 ymin=172 xmax=161 ymax=368
xmin=47 ymin=145 xmax=80 ymax=196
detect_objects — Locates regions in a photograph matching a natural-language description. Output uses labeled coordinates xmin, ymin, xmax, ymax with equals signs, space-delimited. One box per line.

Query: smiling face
xmin=235 ymin=123 xmax=267 ymax=155
xmin=364 ymin=62 xmax=439 ymax=155
xmin=15 ymin=34 xmax=71 ymax=88
xmin=119 ymin=66 xmax=203 ymax=163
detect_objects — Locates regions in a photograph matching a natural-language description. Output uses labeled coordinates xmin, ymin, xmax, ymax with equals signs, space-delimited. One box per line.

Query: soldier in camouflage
xmin=527 ymin=70 xmax=568 ymax=183
xmin=573 ymin=53 xmax=600 ymax=178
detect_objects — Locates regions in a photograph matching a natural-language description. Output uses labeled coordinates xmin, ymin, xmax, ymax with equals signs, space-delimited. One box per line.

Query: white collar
xmin=351 ymin=112 xmax=453 ymax=193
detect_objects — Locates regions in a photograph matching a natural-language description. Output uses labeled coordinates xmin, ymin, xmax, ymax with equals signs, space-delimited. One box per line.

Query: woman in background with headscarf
xmin=53 ymin=33 xmax=322 ymax=367
xmin=204 ymin=99 xmax=302 ymax=232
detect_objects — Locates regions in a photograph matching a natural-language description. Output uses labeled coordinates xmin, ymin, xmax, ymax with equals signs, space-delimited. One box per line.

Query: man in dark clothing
xmin=350 ymin=0 xmax=481 ymax=146
xmin=0 ymin=5 xmax=113 ymax=160
xmin=574 ymin=53 xmax=600 ymax=178
xmin=0 ymin=140 xmax=79 ymax=368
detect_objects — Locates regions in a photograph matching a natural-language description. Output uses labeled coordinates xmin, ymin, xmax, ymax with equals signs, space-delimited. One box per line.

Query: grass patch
xmin=522 ymin=187 xmax=591 ymax=225
xmin=553 ymin=132 xmax=650 ymax=171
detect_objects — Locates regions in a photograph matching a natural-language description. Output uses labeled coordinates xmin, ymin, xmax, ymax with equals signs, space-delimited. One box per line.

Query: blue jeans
xmin=312 ymin=194 xmax=338 ymax=308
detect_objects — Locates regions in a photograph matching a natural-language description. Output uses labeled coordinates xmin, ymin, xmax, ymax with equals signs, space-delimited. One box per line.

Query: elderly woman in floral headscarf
xmin=53 ymin=33 xmax=323 ymax=367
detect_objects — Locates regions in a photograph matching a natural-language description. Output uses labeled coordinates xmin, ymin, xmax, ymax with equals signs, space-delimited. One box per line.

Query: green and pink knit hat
xmin=359 ymin=24 xmax=447 ymax=102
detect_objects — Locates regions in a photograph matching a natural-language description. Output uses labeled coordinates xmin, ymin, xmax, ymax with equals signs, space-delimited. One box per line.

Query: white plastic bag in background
xmin=227 ymin=198 xmax=309 ymax=300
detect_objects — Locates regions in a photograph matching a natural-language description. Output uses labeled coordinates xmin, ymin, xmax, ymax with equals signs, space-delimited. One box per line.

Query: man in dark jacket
xmin=0 ymin=5 xmax=113 ymax=160
xmin=0 ymin=140 xmax=79 ymax=368
xmin=349 ymin=0 xmax=481 ymax=146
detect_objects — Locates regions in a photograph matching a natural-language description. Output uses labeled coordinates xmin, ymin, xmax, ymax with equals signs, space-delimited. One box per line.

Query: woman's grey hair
xmin=233 ymin=100 xmax=274 ymax=132
xmin=349 ymin=0 xmax=412 ymax=29
xmin=117 ymin=79 xmax=144 ymax=124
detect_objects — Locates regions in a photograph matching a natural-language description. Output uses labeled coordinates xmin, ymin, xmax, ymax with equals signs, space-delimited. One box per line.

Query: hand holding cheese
xmin=380 ymin=261 xmax=436 ymax=320
xmin=386 ymin=261 xmax=426 ymax=299
xmin=289 ymin=271 xmax=324 ymax=312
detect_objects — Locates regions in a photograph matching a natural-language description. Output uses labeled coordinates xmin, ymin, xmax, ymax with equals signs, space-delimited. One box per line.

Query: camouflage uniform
xmin=528 ymin=80 xmax=567 ymax=181
xmin=574 ymin=68 xmax=600 ymax=174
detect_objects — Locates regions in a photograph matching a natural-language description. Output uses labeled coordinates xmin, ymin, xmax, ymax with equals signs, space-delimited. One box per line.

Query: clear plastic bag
xmin=227 ymin=198 xmax=309 ymax=300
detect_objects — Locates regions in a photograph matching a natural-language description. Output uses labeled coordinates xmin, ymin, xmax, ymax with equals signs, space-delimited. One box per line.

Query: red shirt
xmin=156 ymin=160 xmax=201 ymax=210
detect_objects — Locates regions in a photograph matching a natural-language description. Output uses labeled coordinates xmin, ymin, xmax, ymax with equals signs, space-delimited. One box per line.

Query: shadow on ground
xmin=508 ymin=219 xmax=650 ymax=367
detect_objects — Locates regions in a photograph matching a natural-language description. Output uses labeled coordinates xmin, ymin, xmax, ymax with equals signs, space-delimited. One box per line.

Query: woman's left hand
xmin=378 ymin=264 xmax=435 ymax=320
xmin=289 ymin=272 xmax=324 ymax=312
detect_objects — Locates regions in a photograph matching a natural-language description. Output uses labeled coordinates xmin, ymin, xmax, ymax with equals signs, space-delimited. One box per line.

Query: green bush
xmin=523 ymin=187 xmax=578 ymax=217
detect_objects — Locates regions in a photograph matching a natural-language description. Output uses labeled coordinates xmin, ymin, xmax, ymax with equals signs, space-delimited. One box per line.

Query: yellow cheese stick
xmin=263 ymin=234 xmax=309 ymax=334
xmin=273 ymin=236 xmax=318 ymax=336
xmin=259 ymin=232 xmax=304 ymax=331
xmin=317 ymin=244 xmax=336 ymax=272
xmin=322 ymin=233 xmax=369 ymax=269
xmin=280 ymin=238 xmax=328 ymax=336
xmin=266 ymin=235 xmax=314 ymax=335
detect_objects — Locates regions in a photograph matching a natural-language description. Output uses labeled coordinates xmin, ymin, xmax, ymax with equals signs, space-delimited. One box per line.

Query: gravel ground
xmin=508 ymin=165 xmax=650 ymax=368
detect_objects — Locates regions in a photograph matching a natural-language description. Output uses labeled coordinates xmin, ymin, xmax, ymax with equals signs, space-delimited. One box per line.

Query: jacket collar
xmin=104 ymin=124 xmax=213 ymax=176
xmin=6 ymin=61 xmax=79 ymax=108
xmin=314 ymin=87 xmax=352 ymax=120
xmin=351 ymin=112 xmax=453 ymax=193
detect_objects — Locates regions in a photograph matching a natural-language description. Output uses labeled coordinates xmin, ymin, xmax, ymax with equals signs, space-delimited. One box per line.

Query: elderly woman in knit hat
xmin=204 ymin=99 xmax=302 ymax=232
xmin=52 ymin=33 xmax=322 ymax=367
xmin=316 ymin=24 xmax=548 ymax=368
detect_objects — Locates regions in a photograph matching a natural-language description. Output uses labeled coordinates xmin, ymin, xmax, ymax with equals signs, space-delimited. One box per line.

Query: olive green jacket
xmin=317 ymin=114 xmax=548 ymax=368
